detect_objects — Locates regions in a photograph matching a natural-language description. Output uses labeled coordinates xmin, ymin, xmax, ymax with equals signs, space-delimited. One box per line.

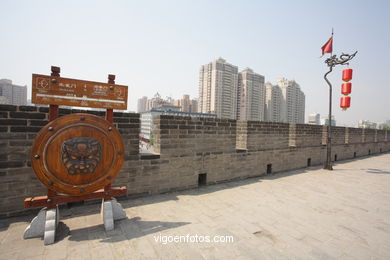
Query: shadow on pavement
xmin=64 ymin=216 xmax=190 ymax=243
xmin=365 ymin=168 xmax=390 ymax=174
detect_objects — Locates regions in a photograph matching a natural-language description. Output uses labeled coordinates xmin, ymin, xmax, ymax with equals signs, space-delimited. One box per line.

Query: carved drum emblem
xmin=31 ymin=113 xmax=125 ymax=196
xmin=62 ymin=137 xmax=102 ymax=175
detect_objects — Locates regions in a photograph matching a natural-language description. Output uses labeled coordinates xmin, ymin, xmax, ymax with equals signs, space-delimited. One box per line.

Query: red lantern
xmin=341 ymin=82 xmax=352 ymax=95
xmin=342 ymin=68 xmax=353 ymax=82
xmin=340 ymin=96 xmax=351 ymax=110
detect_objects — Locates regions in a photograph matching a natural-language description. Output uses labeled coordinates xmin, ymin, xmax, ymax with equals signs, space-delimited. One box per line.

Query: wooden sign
xmin=32 ymin=74 xmax=128 ymax=110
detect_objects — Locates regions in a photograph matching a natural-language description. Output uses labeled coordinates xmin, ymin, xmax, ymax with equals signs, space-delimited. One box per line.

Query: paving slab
xmin=1 ymin=153 xmax=390 ymax=259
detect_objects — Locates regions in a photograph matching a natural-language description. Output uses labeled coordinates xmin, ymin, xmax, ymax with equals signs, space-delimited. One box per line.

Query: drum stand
xmin=24 ymin=197 xmax=126 ymax=245
xmin=23 ymin=68 xmax=127 ymax=245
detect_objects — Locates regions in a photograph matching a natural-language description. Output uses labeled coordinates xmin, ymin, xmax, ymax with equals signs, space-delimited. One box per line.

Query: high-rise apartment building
xmin=265 ymin=82 xmax=282 ymax=122
xmin=190 ymin=99 xmax=198 ymax=113
xmin=137 ymin=94 xmax=198 ymax=114
xmin=137 ymin=96 xmax=148 ymax=113
xmin=145 ymin=93 xmax=171 ymax=111
xmin=198 ymin=58 xmax=238 ymax=119
xmin=308 ymin=113 xmax=320 ymax=125
xmin=180 ymin=94 xmax=191 ymax=112
xmin=198 ymin=60 xmax=305 ymax=122
xmin=276 ymin=78 xmax=305 ymax=124
xmin=175 ymin=95 xmax=198 ymax=113
xmin=237 ymin=68 xmax=265 ymax=121
xmin=0 ymin=79 xmax=27 ymax=105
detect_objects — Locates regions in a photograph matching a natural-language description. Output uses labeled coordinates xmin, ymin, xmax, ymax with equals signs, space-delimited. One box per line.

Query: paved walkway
xmin=1 ymin=153 xmax=390 ymax=259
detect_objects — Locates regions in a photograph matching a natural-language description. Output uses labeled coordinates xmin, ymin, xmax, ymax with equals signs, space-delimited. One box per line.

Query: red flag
xmin=321 ymin=36 xmax=333 ymax=56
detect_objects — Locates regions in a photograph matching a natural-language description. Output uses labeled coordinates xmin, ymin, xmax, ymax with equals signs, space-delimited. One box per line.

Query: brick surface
xmin=0 ymin=119 xmax=27 ymax=125
xmin=0 ymin=104 xmax=17 ymax=111
xmin=0 ymin=105 xmax=389 ymax=219
xmin=18 ymin=106 xmax=37 ymax=112
xmin=10 ymin=112 xmax=46 ymax=119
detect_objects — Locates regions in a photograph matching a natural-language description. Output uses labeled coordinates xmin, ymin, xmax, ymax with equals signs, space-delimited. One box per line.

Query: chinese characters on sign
xmin=32 ymin=74 xmax=128 ymax=110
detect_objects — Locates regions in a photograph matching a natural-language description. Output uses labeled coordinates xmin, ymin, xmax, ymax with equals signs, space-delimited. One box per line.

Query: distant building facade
xmin=145 ymin=93 xmax=171 ymax=111
xmin=265 ymin=82 xmax=282 ymax=122
xmin=197 ymin=59 xmax=305 ymax=122
xmin=0 ymin=96 xmax=9 ymax=104
xmin=237 ymin=68 xmax=265 ymax=121
xmin=277 ymin=78 xmax=305 ymax=124
xmin=137 ymin=96 xmax=148 ymax=113
xmin=138 ymin=94 xmax=202 ymax=140
xmin=264 ymin=79 xmax=305 ymax=124
xmin=174 ymin=95 xmax=198 ymax=113
xmin=138 ymin=94 xmax=197 ymax=113
xmin=308 ymin=113 xmax=321 ymax=125
xmin=140 ymin=109 xmax=216 ymax=141
xmin=358 ymin=120 xmax=377 ymax=129
xmin=321 ymin=116 xmax=336 ymax=126
xmin=198 ymin=58 xmax=238 ymax=119
xmin=0 ymin=79 xmax=27 ymax=105
xmin=155 ymin=104 xmax=181 ymax=112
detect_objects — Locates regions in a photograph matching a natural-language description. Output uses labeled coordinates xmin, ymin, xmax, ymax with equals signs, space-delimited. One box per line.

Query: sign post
xmin=24 ymin=66 xmax=129 ymax=245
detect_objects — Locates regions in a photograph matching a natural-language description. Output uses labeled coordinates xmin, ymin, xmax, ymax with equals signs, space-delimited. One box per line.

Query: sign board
xmin=32 ymin=74 xmax=128 ymax=110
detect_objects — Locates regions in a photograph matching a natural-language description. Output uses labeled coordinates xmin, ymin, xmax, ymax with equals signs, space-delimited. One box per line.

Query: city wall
xmin=0 ymin=105 xmax=389 ymax=217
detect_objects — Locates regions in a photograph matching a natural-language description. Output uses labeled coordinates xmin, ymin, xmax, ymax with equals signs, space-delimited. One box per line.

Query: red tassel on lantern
xmin=341 ymin=82 xmax=352 ymax=95
xmin=342 ymin=68 xmax=353 ymax=82
xmin=340 ymin=96 xmax=351 ymax=110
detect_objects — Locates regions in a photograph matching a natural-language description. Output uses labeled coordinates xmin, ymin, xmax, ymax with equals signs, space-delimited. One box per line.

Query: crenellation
xmin=0 ymin=105 xmax=389 ymax=217
xmin=364 ymin=128 xmax=376 ymax=143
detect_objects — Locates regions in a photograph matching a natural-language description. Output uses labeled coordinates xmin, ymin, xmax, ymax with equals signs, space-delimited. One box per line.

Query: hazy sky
xmin=1 ymin=0 xmax=389 ymax=126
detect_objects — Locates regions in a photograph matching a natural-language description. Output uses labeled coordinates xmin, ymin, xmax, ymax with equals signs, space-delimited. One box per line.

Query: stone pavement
xmin=1 ymin=153 xmax=390 ymax=260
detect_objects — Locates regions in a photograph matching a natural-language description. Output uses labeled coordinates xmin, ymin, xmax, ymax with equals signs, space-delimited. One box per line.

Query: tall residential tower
xmin=265 ymin=82 xmax=282 ymax=122
xmin=277 ymin=78 xmax=305 ymax=124
xmin=237 ymin=68 xmax=265 ymax=121
xmin=198 ymin=58 xmax=238 ymax=119
xmin=137 ymin=96 xmax=148 ymax=113
xmin=0 ymin=79 xmax=27 ymax=106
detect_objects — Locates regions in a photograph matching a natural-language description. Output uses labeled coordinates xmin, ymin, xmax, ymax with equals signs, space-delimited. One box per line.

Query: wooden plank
xmin=31 ymin=74 xmax=128 ymax=110
xmin=106 ymin=109 xmax=113 ymax=123
xmin=48 ymin=105 xmax=59 ymax=121
xmin=24 ymin=187 xmax=127 ymax=208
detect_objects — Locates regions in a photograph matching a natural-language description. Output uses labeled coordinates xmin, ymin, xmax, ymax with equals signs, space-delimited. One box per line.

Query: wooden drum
xmin=31 ymin=113 xmax=124 ymax=196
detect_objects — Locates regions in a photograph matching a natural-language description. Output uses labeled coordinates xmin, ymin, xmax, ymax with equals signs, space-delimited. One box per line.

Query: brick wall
xmin=347 ymin=127 xmax=364 ymax=144
xmin=364 ymin=129 xmax=376 ymax=143
xmin=0 ymin=105 xmax=139 ymax=217
xmin=236 ymin=120 xmax=248 ymax=150
xmin=153 ymin=115 xmax=236 ymax=157
xmin=240 ymin=121 xmax=290 ymax=151
xmin=289 ymin=124 xmax=323 ymax=147
xmin=322 ymin=126 xmax=346 ymax=145
xmin=0 ymin=104 xmax=389 ymax=217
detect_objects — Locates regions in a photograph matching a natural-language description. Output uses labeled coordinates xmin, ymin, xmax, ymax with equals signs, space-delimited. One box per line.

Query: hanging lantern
xmin=340 ymin=96 xmax=351 ymax=110
xmin=342 ymin=68 xmax=353 ymax=82
xmin=341 ymin=82 xmax=352 ymax=95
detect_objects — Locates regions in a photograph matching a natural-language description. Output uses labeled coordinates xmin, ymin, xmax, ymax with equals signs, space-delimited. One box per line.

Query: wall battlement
xmin=0 ymin=105 xmax=388 ymax=217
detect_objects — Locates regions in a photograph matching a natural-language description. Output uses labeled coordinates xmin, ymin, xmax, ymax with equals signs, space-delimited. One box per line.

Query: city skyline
xmin=1 ymin=0 xmax=389 ymax=126
xmin=137 ymin=93 xmax=198 ymax=113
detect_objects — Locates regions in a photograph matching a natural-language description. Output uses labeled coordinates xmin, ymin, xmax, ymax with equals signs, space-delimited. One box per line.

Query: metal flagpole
xmin=323 ymin=28 xmax=357 ymax=170
xmin=324 ymin=28 xmax=334 ymax=170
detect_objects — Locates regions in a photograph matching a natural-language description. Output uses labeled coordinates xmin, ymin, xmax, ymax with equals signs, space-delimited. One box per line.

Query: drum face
xmin=31 ymin=113 xmax=125 ymax=196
